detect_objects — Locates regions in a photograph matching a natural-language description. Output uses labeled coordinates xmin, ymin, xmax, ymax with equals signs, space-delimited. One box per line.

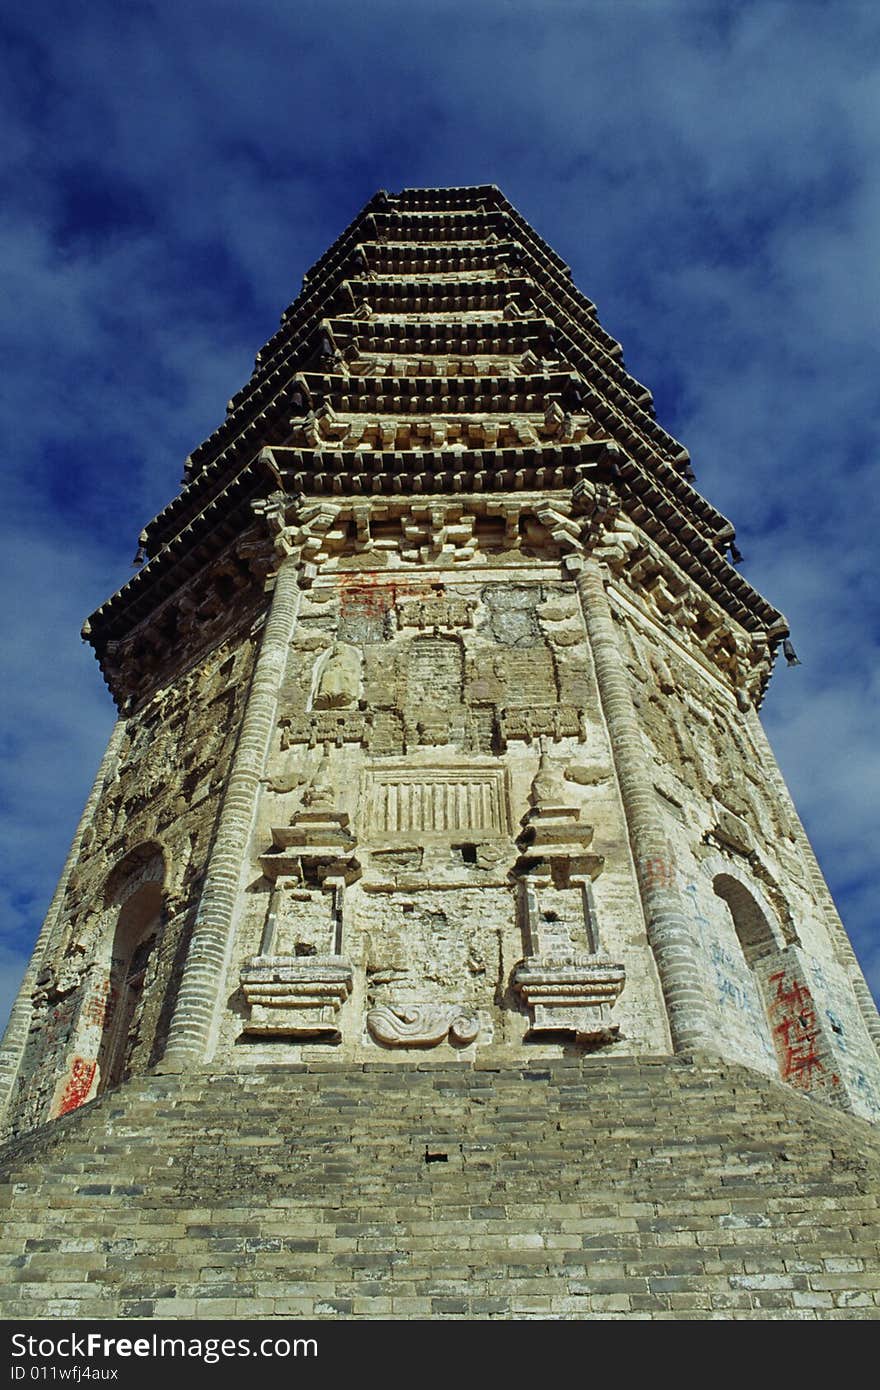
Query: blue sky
xmin=1 ymin=0 xmax=878 ymax=1029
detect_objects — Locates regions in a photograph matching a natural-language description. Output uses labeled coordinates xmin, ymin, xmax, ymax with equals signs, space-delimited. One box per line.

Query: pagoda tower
xmin=3 ymin=182 xmax=879 ymax=1129
xmin=1 ymin=188 xmax=879 ymax=1322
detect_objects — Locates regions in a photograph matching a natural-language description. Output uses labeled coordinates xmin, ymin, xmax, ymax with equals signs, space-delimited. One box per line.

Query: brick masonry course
xmin=1 ymin=1054 xmax=879 ymax=1321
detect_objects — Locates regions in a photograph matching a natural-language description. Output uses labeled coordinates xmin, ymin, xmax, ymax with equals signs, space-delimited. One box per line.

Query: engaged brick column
xmin=0 ymin=718 xmax=128 ymax=1124
xmin=572 ymin=556 xmax=713 ymax=1053
xmin=745 ymin=708 xmax=880 ymax=1056
xmin=161 ymin=555 xmax=302 ymax=1068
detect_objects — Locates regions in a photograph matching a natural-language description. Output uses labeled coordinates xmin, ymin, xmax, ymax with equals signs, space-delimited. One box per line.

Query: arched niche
xmin=710 ymin=864 xmax=793 ymax=1085
xmin=51 ymin=843 xmax=168 ymax=1119
xmin=713 ymin=872 xmax=782 ymax=965
xmin=94 ymin=843 xmax=167 ymax=1095
xmin=102 ymin=841 xmax=166 ymax=915
xmin=707 ymin=860 xmax=848 ymax=1106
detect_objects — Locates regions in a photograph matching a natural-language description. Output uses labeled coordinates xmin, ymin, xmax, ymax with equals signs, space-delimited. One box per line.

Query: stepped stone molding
xmin=240 ymin=956 xmax=353 ymax=1037
xmin=259 ymin=818 xmax=360 ymax=884
xmin=513 ymin=959 xmax=626 ymax=1041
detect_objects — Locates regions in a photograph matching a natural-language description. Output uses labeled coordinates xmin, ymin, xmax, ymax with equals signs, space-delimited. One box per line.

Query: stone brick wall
xmin=6 ymin=517 xmax=879 ymax=1138
xmin=1 ymin=1056 xmax=878 ymax=1320
xmin=2 ymin=622 xmax=258 ymax=1136
xmin=611 ymin=588 xmax=880 ymax=1120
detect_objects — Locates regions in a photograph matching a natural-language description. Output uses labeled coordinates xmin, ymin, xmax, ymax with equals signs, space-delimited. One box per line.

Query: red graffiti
xmin=768 ymin=971 xmax=837 ymax=1090
xmin=57 ymin=1057 xmax=97 ymax=1116
xmin=81 ymin=978 xmax=113 ymax=1028
xmin=643 ymin=857 xmax=675 ymax=891
xmin=338 ymin=574 xmax=431 ymax=620
xmin=337 ymin=572 xmax=430 ymax=611
xmin=337 ymin=575 xmax=389 ymax=619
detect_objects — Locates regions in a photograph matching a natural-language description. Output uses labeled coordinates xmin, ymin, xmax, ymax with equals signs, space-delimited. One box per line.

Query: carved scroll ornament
xmin=366 ymin=1002 xmax=480 ymax=1048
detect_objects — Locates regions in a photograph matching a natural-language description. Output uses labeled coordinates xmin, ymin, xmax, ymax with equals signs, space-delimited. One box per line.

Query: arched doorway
xmin=713 ymin=871 xmax=791 ymax=1083
xmin=713 ymin=873 xmax=778 ymax=968
xmin=94 ymin=880 xmax=162 ymax=1093
xmin=50 ymin=843 xmax=167 ymax=1119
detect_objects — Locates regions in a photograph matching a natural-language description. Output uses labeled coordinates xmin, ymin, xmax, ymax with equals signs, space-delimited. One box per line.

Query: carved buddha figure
xmin=313 ymin=642 xmax=362 ymax=709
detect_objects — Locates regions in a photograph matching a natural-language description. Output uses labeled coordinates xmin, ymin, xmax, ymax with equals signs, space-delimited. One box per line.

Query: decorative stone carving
xmin=571 ymin=477 xmax=620 ymax=525
xmin=361 ymin=765 xmax=511 ymax=840
xmin=499 ymin=704 xmax=586 ymax=744
xmin=529 ymin=749 xmax=568 ymax=809
xmin=240 ymin=957 xmax=353 ymax=1037
xmin=248 ymin=755 xmax=357 ymax=1037
xmin=280 ymin=710 xmax=373 ymax=748
xmin=265 ymin=768 xmax=304 ymax=795
xmin=313 ymin=642 xmax=362 ymax=709
xmin=261 ymin=747 xmax=361 ymax=884
xmin=366 ymin=1002 xmax=480 ymax=1048
xmin=396 ymin=595 xmax=475 ymax=631
xmin=512 ymin=959 xmax=625 ymax=1041
xmin=591 ymin=514 xmax=642 ymax=570
xmin=511 ymin=753 xmax=623 ymax=1041
xmin=301 ymin=746 xmax=336 ymax=811
xmin=564 ymin=762 xmax=611 ymax=787
xmin=517 ymin=752 xmax=603 ymax=876
xmin=395 ymin=505 xmax=479 ymax=564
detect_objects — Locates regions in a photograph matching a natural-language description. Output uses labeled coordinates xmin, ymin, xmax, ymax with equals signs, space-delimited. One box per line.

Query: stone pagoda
xmin=2 ymin=187 xmax=879 ymax=1321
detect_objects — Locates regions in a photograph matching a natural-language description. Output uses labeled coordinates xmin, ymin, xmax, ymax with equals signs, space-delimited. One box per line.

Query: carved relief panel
xmin=361 ymin=764 xmax=510 ymax=841
xmin=620 ymin=611 xmax=799 ymax=851
xmin=242 ymin=568 xmax=639 ymax=1061
xmin=360 ymin=889 xmax=500 ymax=1049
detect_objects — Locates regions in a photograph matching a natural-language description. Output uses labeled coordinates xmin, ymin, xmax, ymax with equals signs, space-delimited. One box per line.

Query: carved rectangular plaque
xmin=361 ymin=764 xmax=510 ymax=840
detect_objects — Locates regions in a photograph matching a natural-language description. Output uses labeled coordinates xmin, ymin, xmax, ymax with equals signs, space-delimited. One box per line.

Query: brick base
xmin=2 ymin=1055 xmax=879 ymax=1319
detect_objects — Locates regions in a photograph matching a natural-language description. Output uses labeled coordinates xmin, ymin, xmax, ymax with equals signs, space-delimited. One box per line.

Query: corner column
xmin=571 ymin=554 xmax=713 ymax=1053
xmin=160 ymin=552 xmax=302 ymax=1068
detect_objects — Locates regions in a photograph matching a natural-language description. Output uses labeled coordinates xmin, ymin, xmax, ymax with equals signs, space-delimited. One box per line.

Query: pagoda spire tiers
xmin=85 ymin=186 xmax=783 ymax=712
